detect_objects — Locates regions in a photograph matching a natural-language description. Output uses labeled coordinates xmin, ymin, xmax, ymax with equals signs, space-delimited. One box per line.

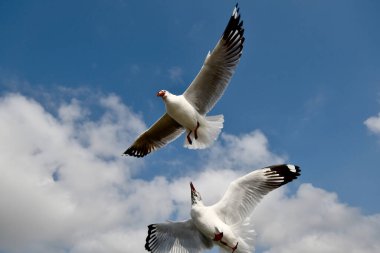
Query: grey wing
xmin=123 ymin=113 xmax=185 ymax=157
xmin=211 ymin=164 xmax=301 ymax=225
xmin=145 ymin=219 xmax=213 ymax=253
xmin=183 ymin=5 xmax=245 ymax=115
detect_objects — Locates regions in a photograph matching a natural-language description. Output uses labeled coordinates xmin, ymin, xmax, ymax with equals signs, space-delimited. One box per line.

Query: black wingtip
xmin=123 ymin=146 xmax=150 ymax=158
xmin=267 ymin=164 xmax=301 ymax=185
xmin=222 ymin=4 xmax=245 ymax=49
xmin=145 ymin=224 xmax=157 ymax=251
xmin=233 ymin=3 xmax=239 ymax=15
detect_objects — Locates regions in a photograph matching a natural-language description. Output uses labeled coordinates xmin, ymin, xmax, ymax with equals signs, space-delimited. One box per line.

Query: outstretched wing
xmin=212 ymin=164 xmax=301 ymax=225
xmin=183 ymin=5 xmax=245 ymax=115
xmin=145 ymin=219 xmax=213 ymax=253
xmin=123 ymin=113 xmax=184 ymax=157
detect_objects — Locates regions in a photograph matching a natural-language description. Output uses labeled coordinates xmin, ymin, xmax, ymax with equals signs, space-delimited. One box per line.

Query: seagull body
xmin=191 ymin=205 xmax=241 ymax=252
xmin=159 ymin=91 xmax=224 ymax=149
xmin=161 ymin=93 xmax=199 ymax=135
xmin=124 ymin=5 xmax=245 ymax=157
xmin=145 ymin=164 xmax=301 ymax=253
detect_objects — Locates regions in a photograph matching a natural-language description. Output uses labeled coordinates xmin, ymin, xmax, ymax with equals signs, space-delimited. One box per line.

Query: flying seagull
xmin=145 ymin=164 xmax=301 ymax=253
xmin=124 ymin=5 xmax=245 ymax=157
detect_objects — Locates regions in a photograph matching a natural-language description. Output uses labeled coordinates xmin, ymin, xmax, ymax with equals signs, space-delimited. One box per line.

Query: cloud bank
xmin=1 ymin=92 xmax=379 ymax=253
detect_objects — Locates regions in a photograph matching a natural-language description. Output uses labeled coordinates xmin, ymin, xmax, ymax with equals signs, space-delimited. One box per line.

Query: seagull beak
xmin=190 ymin=182 xmax=196 ymax=192
xmin=157 ymin=90 xmax=165 ymax=97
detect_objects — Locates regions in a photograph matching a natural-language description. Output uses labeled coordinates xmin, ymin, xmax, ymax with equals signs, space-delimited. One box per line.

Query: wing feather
xmin=123 ymin=114 xmax=184 ymax=157
xmin=211 ymin=164 xmax=301 ymax=224
xmin=145 ymin=220 xmax=213 ymax=253
xmin=183 ymin=5 xmax=245 ymax=115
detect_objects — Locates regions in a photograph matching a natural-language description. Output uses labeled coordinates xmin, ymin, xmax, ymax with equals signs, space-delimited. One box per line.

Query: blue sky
xmin=1 ymin=1 xmax=380 ymax=253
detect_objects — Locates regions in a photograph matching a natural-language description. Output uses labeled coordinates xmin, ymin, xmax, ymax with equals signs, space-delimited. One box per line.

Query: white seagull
xmin=124 ymin=5 xmax=245 ymax=157
xmin=145 ymin=164 xmax=301 ymax=253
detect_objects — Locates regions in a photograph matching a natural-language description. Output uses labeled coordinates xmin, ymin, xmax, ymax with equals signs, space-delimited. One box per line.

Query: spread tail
xmin=218 ymin=218 xmax=256 ymax=253
xmin=184 ymin=114 xmax=224 ymax=149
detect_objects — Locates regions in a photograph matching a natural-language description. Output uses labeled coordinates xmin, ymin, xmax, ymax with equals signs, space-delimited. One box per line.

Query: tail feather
xmin=184 ymin=114 xmax=224 ymax=149
xmin=227 ymin=218 xmax=256 ymax=253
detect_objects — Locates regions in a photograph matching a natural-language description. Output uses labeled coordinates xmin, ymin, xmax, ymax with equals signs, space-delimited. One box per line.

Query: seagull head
xmin=190 ymin=182 xmax=202 ymax=205
xmin=156 ymin=90 xmax=168 ymax=99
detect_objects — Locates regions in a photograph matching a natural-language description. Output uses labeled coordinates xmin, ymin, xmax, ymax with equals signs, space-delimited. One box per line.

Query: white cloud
xmin=252 ymin=184 xmax=380 ymax=253
xmin=203 ymin=130 xmax=285 ymax=171
xmin=1 ymin=92 xmax=379 ymax=253
xmin=0 ymin=93 xmax=148 ymax=253
xmin=364 ymin=113 xmax=380 ymax=135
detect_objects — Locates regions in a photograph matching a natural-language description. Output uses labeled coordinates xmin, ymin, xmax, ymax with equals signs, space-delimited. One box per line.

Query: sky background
xmin=1 ymin=0 xmax=380 ymax=253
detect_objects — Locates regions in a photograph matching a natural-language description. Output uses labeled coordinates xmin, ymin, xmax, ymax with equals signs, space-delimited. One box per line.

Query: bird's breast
xmin=191 ymin=207 xmax=224 ymax=239
xmin=191 ymin=208 xmax=214 ymax=237
xmin=191 ymin=206 xmax=238 ymax=245
xmin=165 ymin=96 xmax=199 ymax=129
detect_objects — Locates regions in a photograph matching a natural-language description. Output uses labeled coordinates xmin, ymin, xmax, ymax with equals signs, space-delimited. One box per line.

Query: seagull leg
xmin=231 ymin=242 xmax=238 ymax=253
xmin=213 ymin=228 xmax=238 ymax=252
xmin=186 ymin=131 xmax=193 ymax=145
xmin=219 ymin=240 xmax=238 ymax=253
xmin=194 ymin=121 xmax=200 ymax=140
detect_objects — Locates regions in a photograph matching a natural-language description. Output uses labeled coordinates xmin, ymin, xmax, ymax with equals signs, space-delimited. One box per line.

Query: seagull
xmin=145 ymin=164 xmax=301 ymax=253
xmin=124 ymin=5 xmax=245 ymax=157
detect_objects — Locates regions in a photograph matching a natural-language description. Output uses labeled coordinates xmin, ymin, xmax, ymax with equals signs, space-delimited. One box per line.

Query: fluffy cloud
xmin=1 ymin=92 xmax=379 ymax=253
xmin=203 ymin=131 xmax=285 ymax=171
xmin=364 ymin=113 xmax=380 ymax=135
xmin=0 ymin=93 xmax=148 ymax=253
xmin=252 ymin=184 xmax=380 ymax=253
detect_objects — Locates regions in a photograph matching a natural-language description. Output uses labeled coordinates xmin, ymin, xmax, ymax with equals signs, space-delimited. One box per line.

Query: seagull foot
xmin=194 ymin=121 xmax=200 ymax=140
xmin=213 ymin=232 xmax=223 ymax=241
xmin=220 ymin=239 xmax=238 ymax=252
xmin=231 ymin=242 xmax=238 ymax=253
xmin=213 ymin=228 xmax=238 ymax=252
xmin=187 ymin=131 xmax=193 ymax=145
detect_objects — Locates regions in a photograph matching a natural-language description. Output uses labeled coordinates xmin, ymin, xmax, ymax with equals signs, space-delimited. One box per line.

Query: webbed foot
xmin=231 ymin=242 xmax=238 ymax=253
xmin=213 ymin=232 xmax=223 ymax=241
